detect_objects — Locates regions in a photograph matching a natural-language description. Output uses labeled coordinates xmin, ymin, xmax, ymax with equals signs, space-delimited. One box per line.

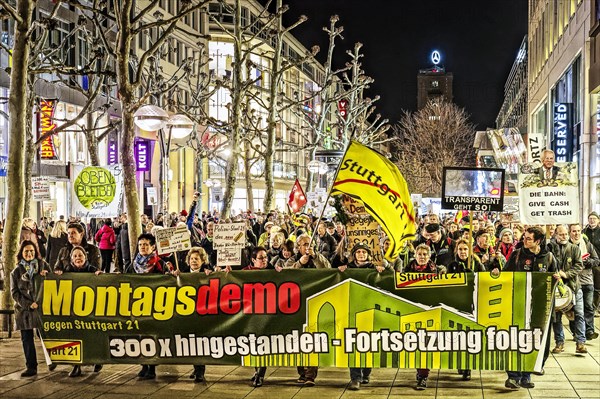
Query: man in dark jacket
xmin=583 ymin=211 xmax=600 ymax=315
xmin=548 ymin=225 xmax=586 ymax=354
xmin=494 ymin=226 xmax=556 ymax=390
xmin=115 ymin=213 xmax=130 ymax=273
xmin=424 ymin=223 xmax=454 ymax=268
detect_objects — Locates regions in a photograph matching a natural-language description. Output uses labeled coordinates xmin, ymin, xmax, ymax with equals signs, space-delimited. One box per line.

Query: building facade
xmin=527 ymin=0 xmax=592 ymax=217
xmin=0 ymin=0 xmax=334 ymax=220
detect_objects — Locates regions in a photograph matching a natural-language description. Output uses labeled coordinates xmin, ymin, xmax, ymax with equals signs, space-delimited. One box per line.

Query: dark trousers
xmin=21 ymin=329 xmax=37 ymax=370
xmin=255 ymin=366 xmax=267 ymax=378
xmin=416 ymin=368 xmax=429 ymax=378
xmin=194 ymin=365 xmax=205 ymax=376
xmin=350 ymin=367 xmax=371 ymax=382
xmin=100 ymin=249 xmax=114 ymax=273
xmin=297 ymin=366 xmax=318 ymax=379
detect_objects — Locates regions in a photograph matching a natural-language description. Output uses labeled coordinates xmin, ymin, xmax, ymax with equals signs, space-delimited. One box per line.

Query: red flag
xmin=288 ymin=179 xmax=307 ymax=213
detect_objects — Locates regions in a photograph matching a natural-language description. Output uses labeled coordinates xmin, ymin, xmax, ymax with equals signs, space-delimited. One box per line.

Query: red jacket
xmin=95 ymin=224 xmax=116 ymax=250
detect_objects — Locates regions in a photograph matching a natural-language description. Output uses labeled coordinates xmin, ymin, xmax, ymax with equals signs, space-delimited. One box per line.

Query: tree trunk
xmin=116 ymin=0 xmax=141 ymax=258
xmin=23 ymin=132 xmax=35 ymax=218
xmin=263 ymin=0 xmax=283 ymax=213
xmin=1 ymin=0 xmax=33 ymax=315
xmin=244 ymin=140 xmax=254 ymax=212
xmin=86 ymin=113 xmax=99 ymax=166
xmin=221 ymin=0 xmax=243 ymax=218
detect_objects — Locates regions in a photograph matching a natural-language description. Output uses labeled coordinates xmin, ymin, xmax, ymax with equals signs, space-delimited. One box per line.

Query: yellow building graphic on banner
xmin=242 ymin=272 xmax=543 ymax=371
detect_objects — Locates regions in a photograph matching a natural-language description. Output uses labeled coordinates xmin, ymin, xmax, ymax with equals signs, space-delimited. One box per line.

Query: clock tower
xmin=417 ymin=50 xmax=453 ymax=109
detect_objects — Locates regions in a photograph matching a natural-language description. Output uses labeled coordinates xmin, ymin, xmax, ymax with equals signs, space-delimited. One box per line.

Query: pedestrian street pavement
xmin=0 ymin=318 xmax=598 ymax=399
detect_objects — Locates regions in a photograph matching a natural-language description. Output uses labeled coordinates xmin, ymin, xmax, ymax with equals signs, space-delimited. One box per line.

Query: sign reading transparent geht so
xmin=38 ymin=269 xmax=555 ymax=372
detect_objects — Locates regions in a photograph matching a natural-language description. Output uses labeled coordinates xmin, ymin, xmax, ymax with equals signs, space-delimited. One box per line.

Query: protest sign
xmin=154 ymin=225 xmax=192 ymax=255
xmin=214 ymin=222 xmax=246 ymax=266
xmin=32 ymin=177 xmax=51 ymax=201
xmin=70 ymin=164 xmax=124 ymax=218
xmin=343 ymin=195 xmax=382 ymax=266
xmin=518 ymin=162 xmax=579 ymax=224
xmin=442 ymin=167 xmax=505 ymax=212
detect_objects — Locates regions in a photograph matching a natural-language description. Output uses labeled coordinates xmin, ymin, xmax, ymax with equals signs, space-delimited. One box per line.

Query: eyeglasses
xmin=256 ymin=256 xmax=268 ymax=260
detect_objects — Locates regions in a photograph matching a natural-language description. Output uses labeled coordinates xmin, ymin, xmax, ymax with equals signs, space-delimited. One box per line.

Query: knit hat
xmin=180 ymin=209 xmax=188 ymax=217
xmin=499 ymin=228 xmax=514 ymax=238
xmin=351 ymin=242 xmax=371 ymax=256
xmin=589 ymin=211 xmax=599 ymax=219
xmin=425 ymin=223 xmax=441 ymax=233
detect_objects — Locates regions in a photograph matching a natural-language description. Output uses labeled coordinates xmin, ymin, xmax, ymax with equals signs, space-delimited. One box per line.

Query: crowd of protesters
xmin=6 ymin=197 xmax=600 ymax=391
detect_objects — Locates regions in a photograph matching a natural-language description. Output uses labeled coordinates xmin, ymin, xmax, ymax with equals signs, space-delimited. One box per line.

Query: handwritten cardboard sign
xmin=155 ymin=226 xmax=192 ymax=255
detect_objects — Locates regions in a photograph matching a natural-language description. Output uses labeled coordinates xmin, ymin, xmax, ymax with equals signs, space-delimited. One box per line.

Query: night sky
xmin=280 ymin=0 xmax=528 ymax=130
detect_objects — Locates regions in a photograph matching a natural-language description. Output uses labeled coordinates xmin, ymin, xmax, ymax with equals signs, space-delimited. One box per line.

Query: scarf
xmin=572 ymin=239 xmax=589 ymax=257
xmin=133 ymin=253 xmax=157 ymax=274
xmin=20 ymin=259 xmax=39 ymax=279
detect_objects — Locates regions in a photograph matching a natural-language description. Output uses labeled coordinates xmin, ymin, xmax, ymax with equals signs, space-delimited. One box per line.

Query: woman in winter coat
xmin=95 ymin=218 xmax=116 ymax=273
xmin=45 ymin=220 xmax=68 ymax=269
xmin=54 ymin=246 xmax=103 ymax=377
xmin=10 ymin=240 xmax=51 ymax=377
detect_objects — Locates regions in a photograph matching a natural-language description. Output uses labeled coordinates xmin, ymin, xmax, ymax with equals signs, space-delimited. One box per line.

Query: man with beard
xmin=548 ymin=225 xmax=586 ymax=354
xmin=492 ymin=226 xmax=556 ymax=390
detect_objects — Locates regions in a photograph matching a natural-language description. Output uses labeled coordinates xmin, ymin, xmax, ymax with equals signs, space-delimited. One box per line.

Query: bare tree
xmin=392 ymin=100 xmax=476 ymax=195
xmin=288 ymin=18 xmax=389 ymax=191
xmin=0 ymin=0 xmax=33 ymax=309
xmin=85 ymin=0 xmax=208 ymax=255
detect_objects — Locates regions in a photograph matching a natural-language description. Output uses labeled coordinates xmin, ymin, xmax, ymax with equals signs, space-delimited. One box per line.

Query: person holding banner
xmin=127 ymin=233 xmax=171 ymax=380
xmin=582 ymin=212 xmax=600 ymax=316
xmin=53 ymin=246 xmax=103 ymax=377
xmin=403 ymin=243 xmax=445 ymax=390
xmin=338 ymin=242 xmax=387 ymax=390
xmin=10 ymin=240 xmax=51 ymax=378
xmin=54 ymin=223 xmax=101 ymax=272
xmin=492 ymin=226 xmax=556 ymax=390
xmin=243 ymin=247 xmax=270 ymax=387
xmin=424 ymin=223 xmax=453 ymax=269
xmin=448 ymin=239 xmax=485 ymax=274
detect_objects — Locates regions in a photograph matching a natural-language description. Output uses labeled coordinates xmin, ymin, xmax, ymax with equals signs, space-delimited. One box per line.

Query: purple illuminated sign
xmin=107 ymin=132 xmax=118 ymax=165
xmin=134 ymin=139 xmax=151 ymax=171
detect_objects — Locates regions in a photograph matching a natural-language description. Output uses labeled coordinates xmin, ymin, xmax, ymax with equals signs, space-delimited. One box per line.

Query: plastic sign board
xmin=441 ymin=167 xmax=505 ymax=212
xmin=552 ymin=103 xmax=573 ymax=162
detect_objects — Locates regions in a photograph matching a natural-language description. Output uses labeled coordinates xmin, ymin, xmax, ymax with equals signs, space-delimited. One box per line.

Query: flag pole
xmin=308 ymin=141 xmax=354 ymax=249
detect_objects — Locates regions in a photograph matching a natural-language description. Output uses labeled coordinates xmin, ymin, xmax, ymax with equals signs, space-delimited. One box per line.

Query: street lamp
xmin=133 ymin=104 xmax=169 ymax=131
xmin=133 ymin=105 xmax=194 ymax=223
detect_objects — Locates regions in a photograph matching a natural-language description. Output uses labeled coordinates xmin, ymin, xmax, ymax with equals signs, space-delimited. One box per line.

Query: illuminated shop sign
xmin=134 ymin=138 xmax=152 ymax=172
xmin=107 ymin=131 xmax=118 ymax=165
xmin=39 ymin=99 xmax=59 ymax=160
xmin=552 ymin=103 xmax=572 ymax=162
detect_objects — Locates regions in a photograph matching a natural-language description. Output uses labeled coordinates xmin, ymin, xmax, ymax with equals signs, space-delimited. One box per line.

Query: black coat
xmin=10 ymin=259 xmax=51 ymax=330
xmin=45 ymin=233 xmax=68 ymax=269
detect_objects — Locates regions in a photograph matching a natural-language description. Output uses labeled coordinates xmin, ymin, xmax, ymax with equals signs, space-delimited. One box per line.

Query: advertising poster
xmin=518 ymin=162 xmax=579 ymax=224
xmin=37 ymin=270 xmax=556 ymax=373
xmin=70 ymin=164 xmax=124 ymax=218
